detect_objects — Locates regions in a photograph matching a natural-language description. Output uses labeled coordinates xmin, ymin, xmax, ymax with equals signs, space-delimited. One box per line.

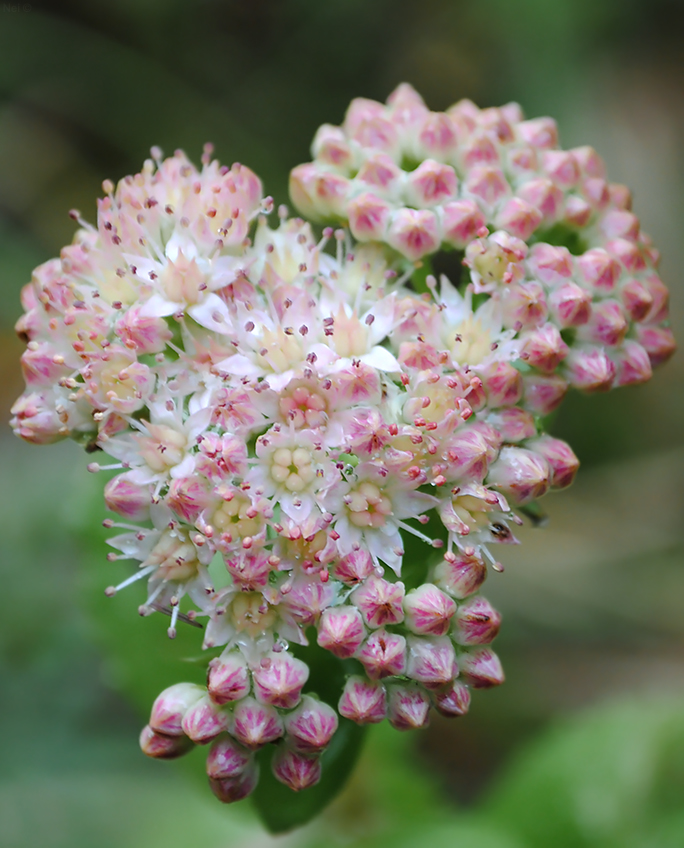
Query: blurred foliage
xmin=2 ymin=0 xmax=684 ymax=844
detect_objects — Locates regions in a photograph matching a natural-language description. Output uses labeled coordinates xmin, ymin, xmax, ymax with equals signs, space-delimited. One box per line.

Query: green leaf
xmin=252 ymin=718 xmax=367 ymax=834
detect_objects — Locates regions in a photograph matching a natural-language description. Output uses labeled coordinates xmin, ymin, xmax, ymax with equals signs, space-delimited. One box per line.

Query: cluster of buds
xmin=11 ymin=85 xmax=674 ymax=804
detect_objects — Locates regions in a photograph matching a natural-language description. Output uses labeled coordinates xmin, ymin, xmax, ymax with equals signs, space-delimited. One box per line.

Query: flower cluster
xmin=11 ymin=85 xmax=674 ymax=803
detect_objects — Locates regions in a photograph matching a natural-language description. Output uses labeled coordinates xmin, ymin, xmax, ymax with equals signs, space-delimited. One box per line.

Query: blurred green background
xmin=2 ymin=1 xmax=684 ymax=846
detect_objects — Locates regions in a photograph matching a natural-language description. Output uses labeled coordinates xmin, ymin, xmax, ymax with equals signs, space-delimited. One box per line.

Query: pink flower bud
xmin=115 ymin=306 xmax=172 ymax=354
xmin=572 ymin=145 xmax=606 ymax=178
xmin=20 ymin=342 xmax=71 ymax=387
xmin=333 ymin=549 xmax=374 ymax=585
xmin=316 ymin=605 xmax=366 ymax=658
xmin=477 ymin=360 xmax=523 ymax=407
xmin=528 ymin=243 xmax=573 ymax=285
xmin=433 ymin=680 xmax=471 ymax=717
xmin=403 ymin=584 xmax=456 ymax=636
xmin=289 ymin=164 xmax=348 ymax=222
xmin=406 ymin=159 xmax=458 ymax=207
xmin=139 ymin=725 xmax=194 ymax=759
xmin=356 ymin=153 xmax=403 ymax=196
xmin=542 ymin=150 xmax=580 ymax=188
xmin=208 ymin=653 xmax=251 ymax=705
xmin=284 ymin=695 xmax=339 ymax=753
xmin=230 ymin=697 xmax=284 ymax=750
xmin=387 ymin=208 xmax=441 ymax=260
xmin=443 ymin=428 xmax=496 ymax=483
xmin=272 ymin=747 xmax=322 ymax=792
xmin=166 ymin=476 xmax=213 ymax=523
xmin=518 ymin=116 xmax=558 ymax=149
xmin=577 ymin=299 xmax=628 ymax=347
xmin=441 ymin=199 xmax=486 ymax=248
xmin=281 ymin=576 xmax=335 ymax=626
xmin=387 ymin=683 xmax=431 ymax=730
xmin=150 ymin=683 xmax=205 ymax=736
xmin=312 ymin=124 xmax=353 ymax=169
xmin=460 ymin=132 xmax=499 ymax=168
xmin=522 ymin=373 xmax=568 ymax=415
xmin=10 ymin=391 xmax=66 ymax=445
xmin=517 ymin=178 xmax=563 ymax=224
xmin=209 ymin=760 xmax=259 ymax=804
xmin=351 ymin=576 xmax=405 ymax=628
xmin=581 ymin=177 xmax=610 ymax=211
xmin=599 ymin=208 xmax=640 ymax=241
xmin=464 ymin=166 xmax=510 ymax=209
xmin=103 ymin=472 xmax=151 ymax=521
xmin=548 ymin=282 xmax=592 ymax=327
xmin=459 ymin=647 xmax=505 ymax=688
xmin=520 ymin=324 xmax=569 ymax=373
xmin=348 ymin=192 xmax=392 ymax=241
xmin=642 ymin=273 xmax=669 ymax=323
xmin=357 ymin=628 xmax=407 ymax=678
xmin=182 ymin=694 xmax=230 ymax=744
xmin=487 ymin=446 xmax=551 ymax=505
xmin=206 ymin=735 xmax=253 ymax=779
xmin=607 ymin=238 xmax=646 ymax=273
xmin=495 ymin=197 xmax=542 ymax=240
xmin=351 ymin=115 xmax=399 ymax=158
xmin=501 ymin=281 xmax=548 ymax=330
xmin=609 ymin=182 xmax=632 ymax=209
xmin=418 ymin=112 xmax=458 ymax=159
xmin=406 ymin=635 xmax=458 ymax=688
xmin=452 ymin=595 xmax=501 ymax=645
xmin=620 ymin=278 xmax=653 ymax=322
xmin=525 ymin=435 xmax=579 ymax=489
xmin=433 ymin=550 xmax=487 ymax=599
xmin=252 ymin=651 xmax=309 ymax=710
xmin=338 ymin=676 xmax=387 ymax=724
xmin=612 ymin=340 xmax=653 ymax=387
xmin=487 ymin=407 xmax=537 ymax=443
xmin=563 ymin=346 xmax=616 ymax=392
xmin=225 ymin=551 xmax=272 ymax=591
xmin=563 ymin=194 xmax=592 ymax=227
xmin=576 ymin=248 xmax=621 ymax=293
xmin=636 ymin=324 xmax=677 ymax=367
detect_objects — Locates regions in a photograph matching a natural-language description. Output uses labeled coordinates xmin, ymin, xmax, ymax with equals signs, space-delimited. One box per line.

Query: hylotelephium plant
xmin=11 ymin=84 xmax=675 ymax=820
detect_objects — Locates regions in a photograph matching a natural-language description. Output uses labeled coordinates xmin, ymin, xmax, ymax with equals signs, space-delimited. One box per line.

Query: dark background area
xmin=1 ymin=2 xmax=684 ymax=846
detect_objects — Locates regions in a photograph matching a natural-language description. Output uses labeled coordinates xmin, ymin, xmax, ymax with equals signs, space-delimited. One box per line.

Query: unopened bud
xmin=252 ymin=651 xmax=309 ymax=709
xmin=284 ymin=695 xmax=339 ymax=753
xmin=149 ymin=683 xmax=204 ymax=736
xmin=208 ymin=652 xmax=251 ymax=705
xmin=406 ymin=635 xmax=458 ymax=689
xmin=387 ymin=683 xmax=431 ymax=731
xmin=487 ymin=446 xmax=551 ymax=505
xmin=333 ymin=549 xmax=374 ymax=585
xmin=316 ymin=605 xmax=366 ymax=658
xmin=403 ymin=584 xmax=456 ymax=636
xmin=459 ymin=647 xmax=505 ymax=688
xmin=140 ymin=724 xmax=194 ymax=759
xmin=206 ymin=735 xmax=253 ymax=779
xmin=209 ymin=759 xmax=259 ymax=804
xmin=433 ymin=551 xmax=486 ymax=599
xmin=230 ymin=697 xmax=284 ymax=749
xmin=525 ymin=435 xmax=579 ymax=489
xmin=181 ymin=694 xmax=230 ymax=744
xmin=452 ymin=595 xmax=501 ymax=645
xmin=338 ymin=676 xmax=387 ymax=724
xmin=272 ymin=747 xmax=322 ymax=792
xmin=563 ymin=346 xmax=616 ymax=392
xmin=433 ymin=680 xmax=471 ymax=717
xmin=357 ymin=628 xmax=407 ymax=678
xmin=351 ymin=576 xmax=405 ymax=627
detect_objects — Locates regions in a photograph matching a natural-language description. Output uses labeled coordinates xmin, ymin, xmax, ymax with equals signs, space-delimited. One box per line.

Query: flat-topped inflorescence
xmin=11 ymin=85 xmax=674 ymax=805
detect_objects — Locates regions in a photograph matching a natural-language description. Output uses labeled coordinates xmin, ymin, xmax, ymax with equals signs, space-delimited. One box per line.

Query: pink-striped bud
xmin=522 ymin=373 xmax=568 ymax=415
xmin=208 ymin=652 xmax=251 ymax=705
xmin=501 ymin=281 xmax=548 ymax=330
xmin=527 ymin=243 xmax=573 ymax=285
xmin=316 ymin=605 xmax=366 ymax=658
xmin=520 ymin=323 xmax=569 ymax=373
xmin=548 ymin=282 xmax=592 ymax=327
xmin=284 ymin=695 xmax=339 ymax=753
xmin=443 ymin=428 xmax=496 ymax=483
xmin=357 ymin=628 xmax=407 ymax=679
xmin=572 ymin=145 xmax=606 ymax=178
xmin=477 ymin=360 xmax=523 ymax=407
xmin=225 ymin=551 xmax=272 ymax=591
xmin=636 ymin=324 xmax=677 ymax=367
xmin=495 ymin=197 xmax=542 ymax=240
xmin=517 ymin=178 xmax=563 ymax=225
xmin=441 ymin=199 xmax=486 ymax=248
xmin=149 ymin=683 xmax=204 ymax=736
xmin=582 ymin=177 xmax=611 ymax=211
xmin=542 ymin=150 xmax=580 ymax=188
xmin=348 ymin=192 xmax=392 ymax=241
xmin=612 ymin=340 xmax=653 ymax=387
xmin=452 ymin=595 xmax=501 ymax=645
xmin=418 ymin=112 xmax=458 ymax=160
xmin=487 ymin=446 xmax=551 ymax=505
xmin=577 ymin=299 xmax=628 ymax=347
xmin=139 ymin=725 xmax=194 ymax=759
xmin=620 ymin=278 xmax=653 ymax=322
xmin=312 ymin=124 xmax=353 ymax=169
xmin=563 ymin=194 xmax=592 ymax=227
xmin=272 ymin=747 xmax=322 ymax=792
xmin=252 ymin=651 xmax=309 ymax=710
xmin=356 ymin=154 xmax=403 ymax=197
xmin=642 ymin=273 xmax=669 ymax=323
xmin=387 ymin=683 xmax=431 ymax=730
xmin=181 ymin=694 xmax=230 ymax=744
xmin=576 ymin=248 xmax=621 ymax=293
xmin=464 ymin=165 xmax=510 ymax=209
xmin=209 ymin=760 xmax=259 ymax=804
xmin=10 ymin=391 xmax=65 ymax=445
xmin=104 ymin=472 xmax=151 ymax=521
xmin=433 ymin=680 xmax=471 ymax=717
xmin=406 ymin=635 xmax=458 ymax=688
xmin=333 ymin=549 xmax=374 ymax=585
xmin=563 ymin=346 xmax=616 ymax=392
xmin=433 ymin=550 xmax=487 ymax=599
xmin=289 ymin=164 xmax=349 ymax=222
xmin=599 ymin=208 xmax=640 ymax=241
xmin=230 ymin=697 xmax=284 ymax=750
xmin=206 ymin=735 xmax=253 ymax=779
xmin=351 ymin=576 xmax=405 ymax=628
xmin=338 ymin=676 xmax=387 ymax=724
xmin=517 ymin=116 xmax=558 ymax=149
xmin=387 ymin=208 xmax=441 ymax=260
xmin=403 ymin=584 xmax=456 ymax=636
xmin=406 ymin=159 xmax=458 ymax=207
xmin=487 ymin=407 xmax=537 ymax=443
xmin=459 ymin=647 xmax=505 ymax=688
xmin=525 ymin=435 xmax=579 ymax=489
xmin=166 ymin=477 xmax=213 ymax=523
